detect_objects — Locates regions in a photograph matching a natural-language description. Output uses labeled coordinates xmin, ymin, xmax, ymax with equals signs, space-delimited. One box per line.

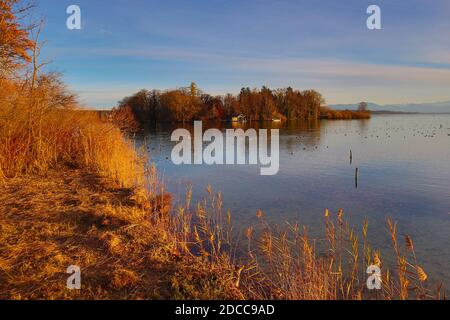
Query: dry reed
xmin=0 ymin=76 xmax=143 ymax=187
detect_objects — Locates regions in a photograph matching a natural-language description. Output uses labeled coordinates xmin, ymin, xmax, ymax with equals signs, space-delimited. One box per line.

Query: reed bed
xmin=0 ymin=76 xmax=144 ymax=187
xmin=161 ymin=185 xmax=445 ymax=300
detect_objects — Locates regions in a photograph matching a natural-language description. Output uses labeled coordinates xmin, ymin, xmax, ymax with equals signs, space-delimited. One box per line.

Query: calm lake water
xmin=139 ymin=114 xmax=450 ymax=287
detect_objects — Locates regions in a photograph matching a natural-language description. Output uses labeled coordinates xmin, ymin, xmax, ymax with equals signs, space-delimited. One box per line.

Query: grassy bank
xmin=0 ymin=167 xmax=243 ymax=299
xmin=0 ymin=166 xmax=443 ymax=299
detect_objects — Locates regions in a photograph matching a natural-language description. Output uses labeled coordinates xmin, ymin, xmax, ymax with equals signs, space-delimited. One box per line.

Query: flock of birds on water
xmin=141 ymin=117 xmax=450 ymax=201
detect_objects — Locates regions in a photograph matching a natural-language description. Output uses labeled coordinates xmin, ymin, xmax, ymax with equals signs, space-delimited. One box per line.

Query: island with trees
xmin=112 ymin=82 xmax=371 ymax=127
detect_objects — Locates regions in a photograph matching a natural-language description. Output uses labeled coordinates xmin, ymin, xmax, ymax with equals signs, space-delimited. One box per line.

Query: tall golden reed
xmin=0 ymin=76 xmax=143 ymax=188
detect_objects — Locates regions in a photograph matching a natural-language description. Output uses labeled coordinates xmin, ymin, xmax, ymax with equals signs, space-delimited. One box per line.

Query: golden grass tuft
xmin=112 ymin=269 xmax=140 ymax=289
xmin=417 ymin=267 xmax=428 ymax=282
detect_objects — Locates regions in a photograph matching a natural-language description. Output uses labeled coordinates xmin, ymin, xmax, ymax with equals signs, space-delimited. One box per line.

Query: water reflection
xmin=138 ymin=115 xmax=450 ymax=288
xmin=142 ymin=120 xmax=323 ymax=154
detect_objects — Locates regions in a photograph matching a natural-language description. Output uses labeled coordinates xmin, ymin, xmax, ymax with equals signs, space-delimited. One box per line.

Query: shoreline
xmin=1 ymin=164 xmax=444 ymax=300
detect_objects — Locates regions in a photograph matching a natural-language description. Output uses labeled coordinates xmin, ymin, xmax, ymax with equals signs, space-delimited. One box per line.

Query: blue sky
xmin=36 ymin=0 xmax=450 ymax=108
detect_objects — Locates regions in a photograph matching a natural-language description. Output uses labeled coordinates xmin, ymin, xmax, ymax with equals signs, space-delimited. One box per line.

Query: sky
xmin=35 ymin=0 xmax=450 ymax=109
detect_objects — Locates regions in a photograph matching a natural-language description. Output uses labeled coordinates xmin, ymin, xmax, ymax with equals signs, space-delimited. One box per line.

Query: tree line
xmin=114 ymin=83 xmax=327 ymax=125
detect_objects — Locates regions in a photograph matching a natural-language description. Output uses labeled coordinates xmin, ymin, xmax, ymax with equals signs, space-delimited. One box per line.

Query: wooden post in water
xmin=355 ymin=167 xmax=359 ymax=189
xmin=350 ymin=150 xmax=353 ymax=165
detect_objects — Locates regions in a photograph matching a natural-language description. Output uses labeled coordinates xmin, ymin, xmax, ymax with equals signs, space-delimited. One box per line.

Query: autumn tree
xmin=239 ymin=87 xmax=251 ymax=119
xmin=190 ymin=81 xmax=198 ymax=97
xmin=302 ymin=89 xmax=324 ymax=120
xmin=118 ymin=89 xmax=152 ymax=123
xmin=223 ymin=93 xmax=238 ymax=118
xmin=160 ymin=90 xmax=194 ymax=123
xmin=188 ymin=82 xmax=201 ymax=121
xmin=116 ymin=84 xmax=330 ymax=125
xmin=260 ymin=86 xmax=276 ymax=119
xmin=0 ymin=0 xmax=35 ymax=78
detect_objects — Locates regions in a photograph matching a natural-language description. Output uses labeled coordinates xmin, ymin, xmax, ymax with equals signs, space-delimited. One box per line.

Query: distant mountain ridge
xmin=329 ymin=101 xmax=450 ymax=114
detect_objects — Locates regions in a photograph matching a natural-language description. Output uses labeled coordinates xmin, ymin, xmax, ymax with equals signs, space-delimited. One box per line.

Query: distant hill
xmin=330 ymin=101 xmax=450 ymax=114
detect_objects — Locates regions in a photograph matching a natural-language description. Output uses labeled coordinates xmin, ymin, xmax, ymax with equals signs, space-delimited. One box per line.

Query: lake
xmin=139 ymin=114 xmax=450 ymax=288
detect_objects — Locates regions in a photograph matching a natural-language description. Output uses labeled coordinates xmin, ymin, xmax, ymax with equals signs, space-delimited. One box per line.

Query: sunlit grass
xmin=0 ymin=77 xmax=143 ymax=187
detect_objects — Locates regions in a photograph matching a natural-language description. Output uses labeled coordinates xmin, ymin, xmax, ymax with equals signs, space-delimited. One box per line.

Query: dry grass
xmin=240 ymin=210 xmax=444 ymax=300
xmin=0 ymin=168 xmax=241 ymax=300
xmin=0 ymin=76 xmax=143 ymax=188
xmin=164 ymin=186 xmax=445 ymax=300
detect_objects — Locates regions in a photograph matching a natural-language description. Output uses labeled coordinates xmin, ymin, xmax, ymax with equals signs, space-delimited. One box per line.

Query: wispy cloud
xmin=55 ymin=45 xmax=450 ymax=84
xmin=38 ymin=0 xmax=450 ymax=107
